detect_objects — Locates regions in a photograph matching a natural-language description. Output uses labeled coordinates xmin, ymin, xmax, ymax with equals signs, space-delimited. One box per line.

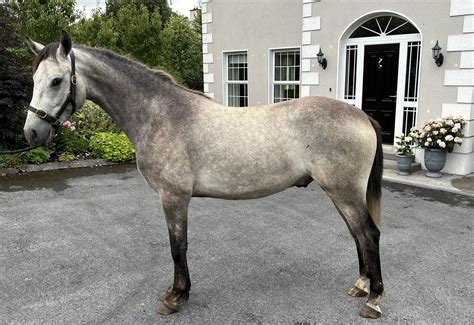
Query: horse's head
xmin=24 ymin=31 xmax=86 ymax=147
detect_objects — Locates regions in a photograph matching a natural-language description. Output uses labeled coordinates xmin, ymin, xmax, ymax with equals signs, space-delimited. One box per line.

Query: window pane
xmin=404 ymin=41 xmax=421 ymax=102
xmin=403 ymin=107 xmax=417 ymax=134
xmin=273 ymin=84 xmax=300 ymax=103
xmin=344 ymin=45 xmax=357 ymax=100
xmin=228 ymin=53 xmax=248 ymax=81
xmin=289 ymin=67 xmax=296 ymax=81
xmin=350 ymin=15 xmax=419 ymax=38
xmin=274 ymin=67 xmax=281 ymax=81
xmin=228 ymin=83 xmax=248 ymax=107
xmin=273 ymin=50 xmax=300 ymax=82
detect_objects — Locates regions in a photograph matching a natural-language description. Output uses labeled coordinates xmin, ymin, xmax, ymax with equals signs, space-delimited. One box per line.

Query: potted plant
xmin=416 ymin=116 xmax=466 ymax=178
xmin=395 ymin=132 xmax=417 ymax=175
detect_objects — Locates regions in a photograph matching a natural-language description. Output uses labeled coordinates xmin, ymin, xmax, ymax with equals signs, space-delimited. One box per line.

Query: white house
xmin=200 ymin=0 xmax=474 ymax=175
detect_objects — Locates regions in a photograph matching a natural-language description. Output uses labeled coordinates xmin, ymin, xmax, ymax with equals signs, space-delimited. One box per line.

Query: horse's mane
xmin=33 ymin=43 xmax=211 ymax=100
xmin=150 ymin=69 xmax=211 ymax=99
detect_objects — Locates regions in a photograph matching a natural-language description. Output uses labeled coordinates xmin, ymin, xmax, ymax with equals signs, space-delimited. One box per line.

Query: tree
xmin=13 ymin=0 xmax=79 ymax=44
xmin=162 ymin=13 xmax=203 ymax=90
xmin=0 ymin=4 xmax=33 ymax=149
xmin=106 ymin=0 xmax=171 ymax=27
xmin=112 ymin=4 xmax=163 ymax=66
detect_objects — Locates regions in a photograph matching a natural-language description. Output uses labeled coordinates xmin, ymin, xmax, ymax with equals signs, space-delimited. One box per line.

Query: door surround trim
xmin=336 ymin=11 xmax=422 ymax=144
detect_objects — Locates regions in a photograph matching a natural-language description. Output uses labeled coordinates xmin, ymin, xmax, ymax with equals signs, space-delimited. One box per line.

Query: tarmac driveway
xmin=0 ymin=165 xmax=472 ymax=323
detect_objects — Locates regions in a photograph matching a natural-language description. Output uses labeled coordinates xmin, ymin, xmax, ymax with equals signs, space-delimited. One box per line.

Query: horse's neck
xmin=75 ymin=48 xmax=185 ymax=144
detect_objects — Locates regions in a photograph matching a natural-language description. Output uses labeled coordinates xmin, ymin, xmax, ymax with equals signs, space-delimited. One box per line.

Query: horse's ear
xmin=25 ymin=38 xmax=44 ymax=55
xmin=58 ymin=30 xmax=72 ymax=57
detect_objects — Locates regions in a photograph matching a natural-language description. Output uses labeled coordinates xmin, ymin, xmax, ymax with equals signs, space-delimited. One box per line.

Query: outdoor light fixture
xmin=317 ymin=48 xmax=327 ymax=69
xmin=431 ymin=40 xmax=444 ymax=67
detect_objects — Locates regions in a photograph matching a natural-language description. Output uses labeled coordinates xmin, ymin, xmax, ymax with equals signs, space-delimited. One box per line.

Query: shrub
xmin=52 ymin=101 xmax=120 ymax=159
xmin=58 ymin=153 xmax=76 ymax=162
xmin=75 ymin=101 xmax=121 ymax=134
xmin=54 ymin=126 xmax=90 ymax=156
xmin=0 ymin=147 xmax=52 ymax=167
xmin=89 ymin=132 xmax=135 ymax=162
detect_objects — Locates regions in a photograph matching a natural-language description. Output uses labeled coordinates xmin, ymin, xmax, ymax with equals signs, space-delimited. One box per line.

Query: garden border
xmin=0 ymin=159 xmax=135 ymax=176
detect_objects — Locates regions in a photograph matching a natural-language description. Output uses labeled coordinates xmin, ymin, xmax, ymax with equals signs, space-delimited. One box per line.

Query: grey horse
xmin=23 ymin=32 xmax=384 ymax=319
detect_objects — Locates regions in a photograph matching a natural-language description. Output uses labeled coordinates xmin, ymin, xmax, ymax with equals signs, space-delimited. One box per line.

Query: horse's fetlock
xmin=370 ymin=280 xmax=384 ymax=295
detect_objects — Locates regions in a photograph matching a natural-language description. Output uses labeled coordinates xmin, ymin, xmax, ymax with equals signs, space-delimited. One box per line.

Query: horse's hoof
xmin=359 ymin=303 xmax=382 ymax=319
xmin=156 ymin=287 xmax=189 ymax=316
xmin=159 ymin=286 xmax=173 ymax=302
xmin=348 ymin=286 xmax=368 ymax=297
xmin=156 ymin=301 xmax=178 ymax=315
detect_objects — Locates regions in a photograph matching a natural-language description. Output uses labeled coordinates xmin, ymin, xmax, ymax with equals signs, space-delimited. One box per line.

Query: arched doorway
xmin=337 ymin=12 xmax=421 ymax=143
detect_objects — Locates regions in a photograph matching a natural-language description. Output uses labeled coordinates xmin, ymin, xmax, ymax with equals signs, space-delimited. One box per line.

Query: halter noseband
xmin=28 ymin=50 xmax=77 ymax=128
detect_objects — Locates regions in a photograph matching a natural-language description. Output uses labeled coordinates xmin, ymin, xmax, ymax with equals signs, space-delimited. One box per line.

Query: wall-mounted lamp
xmin=317 ymin=48 xmax=327 ymax=69
xmin=431 ymin=40 xmax=444 ymax=67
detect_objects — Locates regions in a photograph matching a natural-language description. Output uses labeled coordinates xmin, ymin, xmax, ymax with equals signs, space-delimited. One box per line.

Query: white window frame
xmin=271 ymin=48 xmax=301 ymax=103
xmin=223 ymin=50 xmax=248 ymax=107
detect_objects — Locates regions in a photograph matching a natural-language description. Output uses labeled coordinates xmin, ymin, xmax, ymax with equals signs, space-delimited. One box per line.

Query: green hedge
xmin=89 ymin=132 xmax=135 ymax=162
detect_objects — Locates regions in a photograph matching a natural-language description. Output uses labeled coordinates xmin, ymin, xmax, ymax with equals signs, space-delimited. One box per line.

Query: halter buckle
xmin=36 ymin=109 xmax=47 ymax=119
xmin=71 ymin=74 xmax=77 ymax=85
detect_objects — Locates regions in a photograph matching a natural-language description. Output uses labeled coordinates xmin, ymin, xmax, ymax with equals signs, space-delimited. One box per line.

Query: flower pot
xmin=424 ymin=149 xmax=447 ymax=178
xmin=396 ymin=154 xmax=413 ymax=176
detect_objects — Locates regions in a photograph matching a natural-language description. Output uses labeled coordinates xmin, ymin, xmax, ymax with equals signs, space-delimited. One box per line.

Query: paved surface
xmin=1 ymin=165 xmax=473 ymax=324
xmin=383 ymin=168 xmax=474 ymax=196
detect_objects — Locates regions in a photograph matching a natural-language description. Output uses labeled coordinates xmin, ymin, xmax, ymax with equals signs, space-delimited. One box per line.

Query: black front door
xmin=362 ymin=44 xmax=399 ymax=143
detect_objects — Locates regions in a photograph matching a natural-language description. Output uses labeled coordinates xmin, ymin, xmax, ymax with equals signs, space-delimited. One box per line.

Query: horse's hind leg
xmin=156 ymin=190 xmax=192 ymax=315
xmin=330 ymin=193 xmax=384 ymax=319
xmin=334 ymin=206 xmax=369 ymax=298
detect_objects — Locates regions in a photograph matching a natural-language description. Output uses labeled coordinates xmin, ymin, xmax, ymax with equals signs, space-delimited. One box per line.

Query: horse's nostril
xmin=25 ymin=128 xmax=38 ymax=144
xmin=31 ymin=129 xmax=37 ymax=141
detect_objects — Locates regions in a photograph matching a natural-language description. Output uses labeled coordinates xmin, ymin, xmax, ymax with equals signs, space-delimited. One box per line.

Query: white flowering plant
xmin=395 ymin=132 xmax=417 ymax=156
xmin=415 ymin=116 xmax=466 ymax=152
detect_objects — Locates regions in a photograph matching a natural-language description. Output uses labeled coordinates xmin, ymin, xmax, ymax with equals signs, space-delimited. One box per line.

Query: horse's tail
xmin=367 ymin=116 xmax=383 ymax=226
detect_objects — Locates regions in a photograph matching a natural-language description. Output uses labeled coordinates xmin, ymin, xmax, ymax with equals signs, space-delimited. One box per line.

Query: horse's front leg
xmin=156 ymin=190 xmax=192 ymax=315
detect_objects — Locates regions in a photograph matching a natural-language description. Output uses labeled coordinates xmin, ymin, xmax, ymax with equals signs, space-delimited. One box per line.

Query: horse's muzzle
xmin=24 ymin=125 xmax=52 ymax=147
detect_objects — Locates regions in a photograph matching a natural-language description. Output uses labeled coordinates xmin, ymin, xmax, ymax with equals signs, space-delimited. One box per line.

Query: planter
xmin=424 ymin=149 xmax=447 ymax=178
xmin=396 ymin=154 xmax=414 ymax=176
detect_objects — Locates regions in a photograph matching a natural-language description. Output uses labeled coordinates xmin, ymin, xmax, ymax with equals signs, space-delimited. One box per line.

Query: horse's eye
xmin=51 ymin=78 xmax=62 ymax=87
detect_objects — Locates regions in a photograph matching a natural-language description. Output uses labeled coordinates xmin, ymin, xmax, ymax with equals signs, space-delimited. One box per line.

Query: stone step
xmin=382 ymin=144 xmax=397 ymax=161
xmin=384 ymin=159 xmax=421 ymax=172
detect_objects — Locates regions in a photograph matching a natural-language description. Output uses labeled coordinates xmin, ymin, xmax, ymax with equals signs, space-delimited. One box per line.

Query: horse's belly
xmin=192 ymin=167 xmax=306 ymax=199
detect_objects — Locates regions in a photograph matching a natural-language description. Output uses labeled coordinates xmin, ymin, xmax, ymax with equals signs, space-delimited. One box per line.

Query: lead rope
xmin=0 ymin=146 xmax=40 ymax=155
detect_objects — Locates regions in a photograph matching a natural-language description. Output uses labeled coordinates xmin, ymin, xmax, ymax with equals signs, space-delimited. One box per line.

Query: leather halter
xmin=28 ymin=50 xmax=77 ymax=128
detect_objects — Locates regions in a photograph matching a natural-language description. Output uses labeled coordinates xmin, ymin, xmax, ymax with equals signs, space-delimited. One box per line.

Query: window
xmin=344 ymin=45 xmax=358 ymax=100
xmin=402 ymin=41 xmax=421 ymax=133
xmin=272 ymin=49 xmax=300 ymax=103
xmin=404 ymin=41 xmax=421 ymax=102
xmin=226 ymin=52 xmax=248 ymax=107
xmin=350 ymin=15 xmax=418 ymax=39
